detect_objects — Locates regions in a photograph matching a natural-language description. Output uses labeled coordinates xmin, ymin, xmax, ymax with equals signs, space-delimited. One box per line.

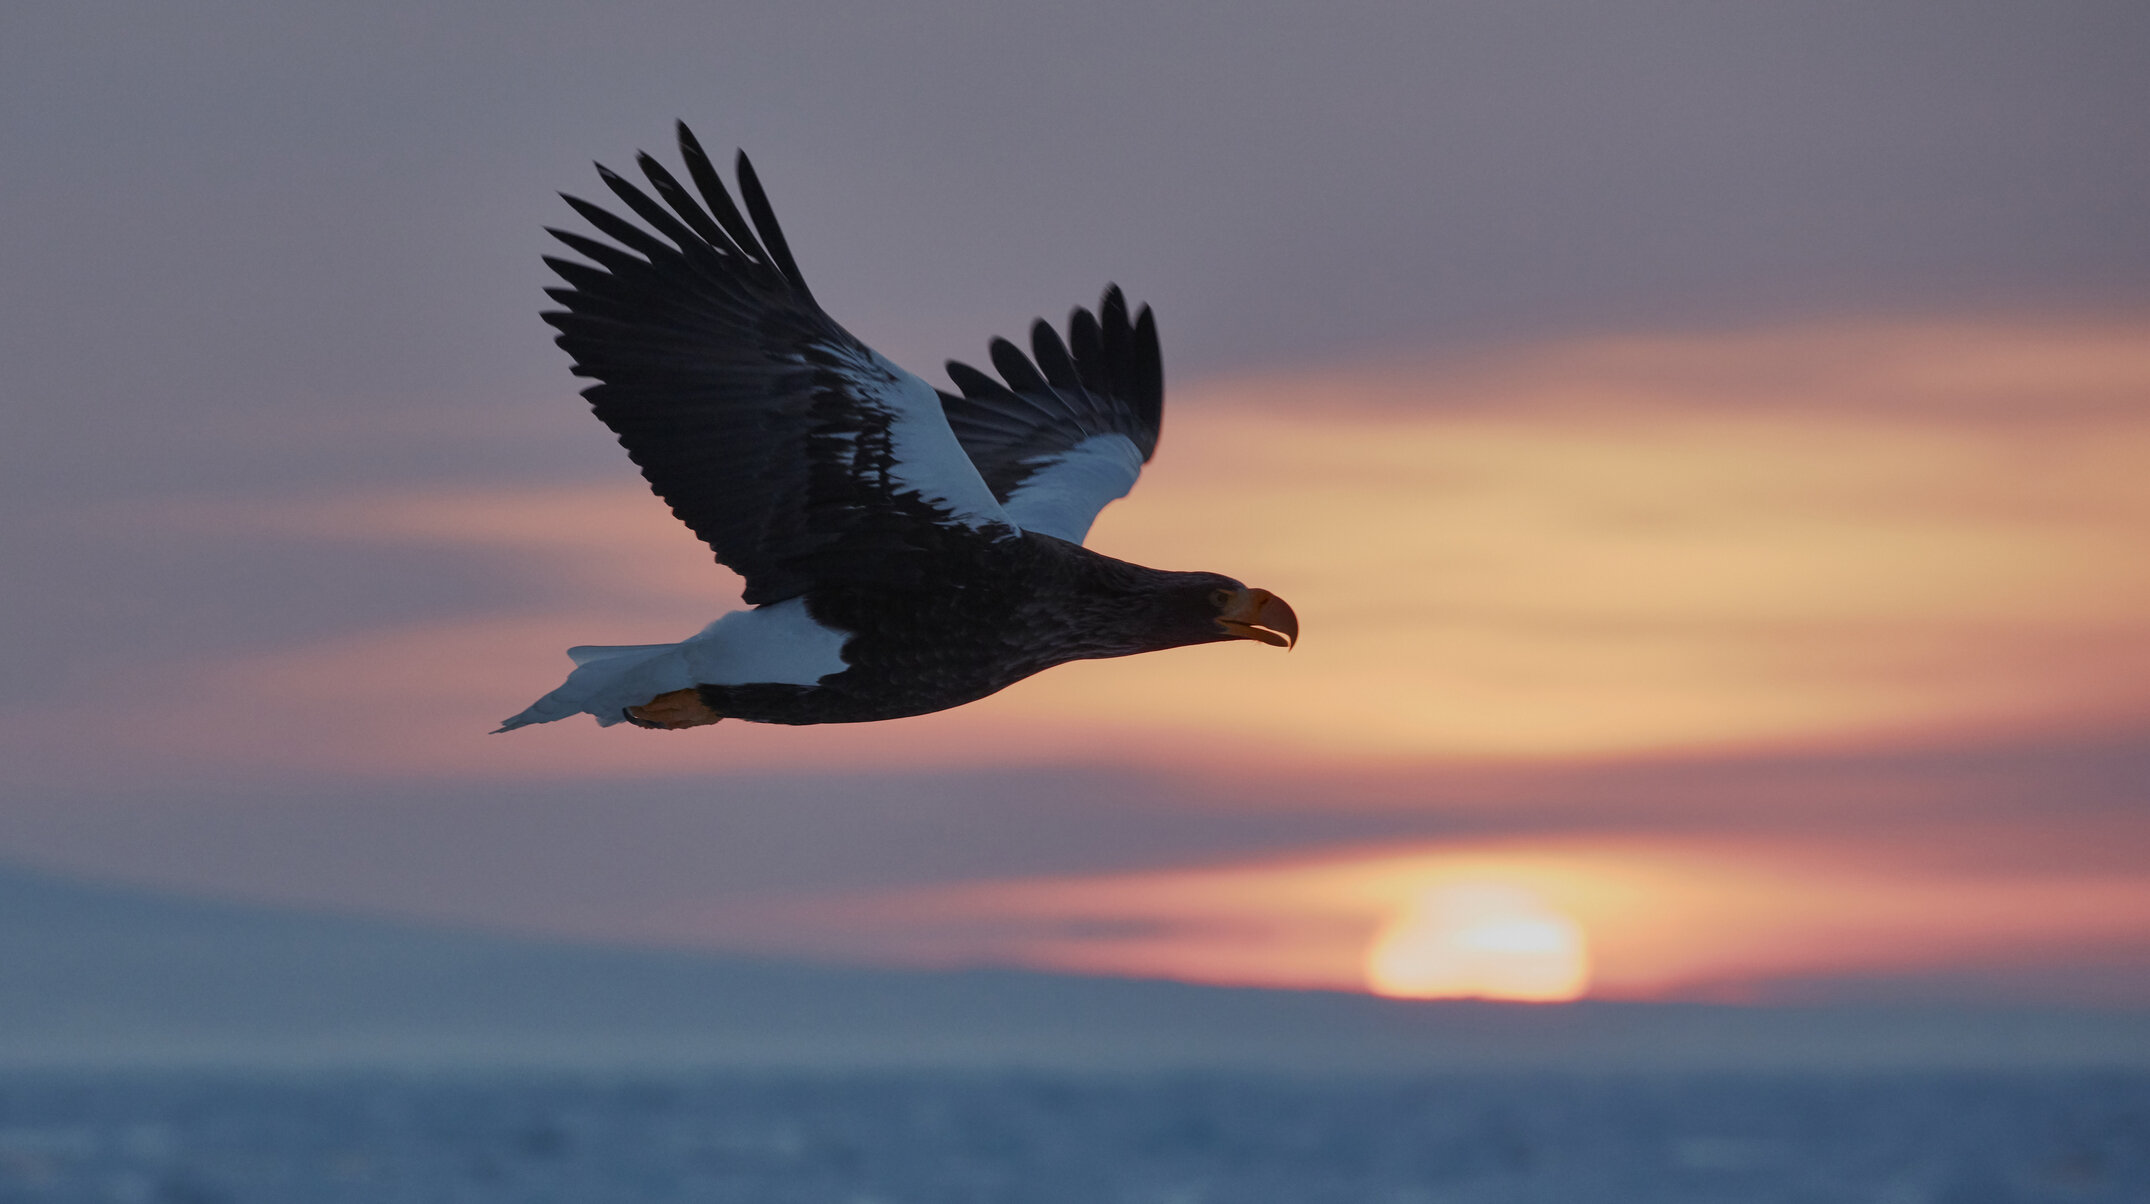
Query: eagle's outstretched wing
xmin=938 ymin=287 xmax=1164 ymax=545
xmin=543 ymin=122 xmax=1016 ymax=605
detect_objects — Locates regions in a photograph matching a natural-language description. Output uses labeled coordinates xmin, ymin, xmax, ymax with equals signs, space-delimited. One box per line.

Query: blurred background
xmin=3 ymin=1 xmax=2149 ymax=1196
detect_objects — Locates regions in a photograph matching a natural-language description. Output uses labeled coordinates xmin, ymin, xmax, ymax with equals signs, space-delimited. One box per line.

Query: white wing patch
xmin=495 ymin=597 xmax=851 ymax=730
xmin=681 ymin=596 xmax=851 ymax=686
xmin=1000 ymin=433 xmax=1147 ymax=544
xmin=837 ymin=344 xmax=1014 ymax=534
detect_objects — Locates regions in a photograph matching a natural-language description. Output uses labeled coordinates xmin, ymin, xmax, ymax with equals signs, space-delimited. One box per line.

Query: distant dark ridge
xmin=3 ymin=861 xmax=2147 ymax=1072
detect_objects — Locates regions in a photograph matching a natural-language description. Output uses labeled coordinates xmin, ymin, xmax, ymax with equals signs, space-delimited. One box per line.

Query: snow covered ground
xmin=0 ymin=1070 xmax=2141 ymax=1203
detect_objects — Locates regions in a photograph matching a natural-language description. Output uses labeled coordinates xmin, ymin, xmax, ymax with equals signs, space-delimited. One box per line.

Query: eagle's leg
xmin=623 ymin=688 xmax=724 ymax=730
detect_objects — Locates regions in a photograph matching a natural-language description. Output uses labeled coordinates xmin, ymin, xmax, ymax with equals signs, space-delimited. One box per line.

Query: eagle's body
xmin=500 ymin=124 xmax=1295 ymax=733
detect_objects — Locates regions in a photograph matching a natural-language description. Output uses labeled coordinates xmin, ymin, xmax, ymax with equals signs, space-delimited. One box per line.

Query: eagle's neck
xmin=1019 ymin=539 xmax=1215 ymax=663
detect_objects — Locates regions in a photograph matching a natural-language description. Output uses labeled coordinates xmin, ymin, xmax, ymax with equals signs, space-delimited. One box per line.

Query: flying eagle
xmin=499 ymin=124 xmax=1297 ymax=733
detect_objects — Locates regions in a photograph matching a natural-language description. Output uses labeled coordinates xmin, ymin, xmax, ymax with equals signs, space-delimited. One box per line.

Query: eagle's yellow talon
xmin=625 ymin=689 xmax=724 ymax=729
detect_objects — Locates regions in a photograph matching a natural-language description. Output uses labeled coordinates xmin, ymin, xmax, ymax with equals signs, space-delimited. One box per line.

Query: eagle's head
xmin=1139 ymin=573 xmax=1299 ymax=652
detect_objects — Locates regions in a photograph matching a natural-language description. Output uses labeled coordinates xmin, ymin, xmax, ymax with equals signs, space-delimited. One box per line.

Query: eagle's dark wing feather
xmin=938 ymin=287 xmax=1164 ymax=545
xmin=543 ymin=123 xmax=1014 ymax=605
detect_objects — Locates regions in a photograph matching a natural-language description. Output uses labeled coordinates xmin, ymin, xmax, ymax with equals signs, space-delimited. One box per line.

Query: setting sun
xmin=1365 ymin=883 xmax=1590 ymax=1002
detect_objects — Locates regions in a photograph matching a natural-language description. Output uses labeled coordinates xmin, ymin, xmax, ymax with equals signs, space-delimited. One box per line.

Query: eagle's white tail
xmin=494 ymin=599 xmax=852 ymax=731
xmin=494 ymin=642 xmax=695 ymax=732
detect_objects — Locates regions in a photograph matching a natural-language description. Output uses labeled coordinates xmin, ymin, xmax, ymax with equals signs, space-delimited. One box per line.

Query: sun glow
xmin=1365 ymin=883 xmax=1590 ymax=1001
xmin=693 ymin=837 xmax=2150 ymax=1003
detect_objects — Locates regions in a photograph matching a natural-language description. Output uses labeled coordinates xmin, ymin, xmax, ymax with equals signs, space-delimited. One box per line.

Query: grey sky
xmin=7 ymin=1 xmax=2147 ymax=506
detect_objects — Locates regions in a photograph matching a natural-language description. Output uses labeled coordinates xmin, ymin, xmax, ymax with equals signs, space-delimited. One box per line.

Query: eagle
xmin=499 ymin=124 xmax=1297 ymax=733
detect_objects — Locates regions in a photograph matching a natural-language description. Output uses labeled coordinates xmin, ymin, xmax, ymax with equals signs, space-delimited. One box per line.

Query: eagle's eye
xmin=1210 ymin=588 xmax=1235 ymax=610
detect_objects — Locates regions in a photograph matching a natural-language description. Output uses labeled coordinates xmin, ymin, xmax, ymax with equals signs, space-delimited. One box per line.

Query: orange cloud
xmin=35 ymin=312 xmax=2149 ymax=781
xmin=1050 ymin=316 xmax=2150 ymax=760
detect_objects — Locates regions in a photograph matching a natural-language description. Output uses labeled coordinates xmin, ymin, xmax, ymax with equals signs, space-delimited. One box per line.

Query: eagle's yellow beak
xmin=1217 ymin=587 xmax=1299 ymax=649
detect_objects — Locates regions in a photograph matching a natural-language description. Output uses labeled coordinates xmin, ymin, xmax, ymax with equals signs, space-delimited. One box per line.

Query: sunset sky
xmin=5 ymin=1 xmax=2148 ymax=1007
